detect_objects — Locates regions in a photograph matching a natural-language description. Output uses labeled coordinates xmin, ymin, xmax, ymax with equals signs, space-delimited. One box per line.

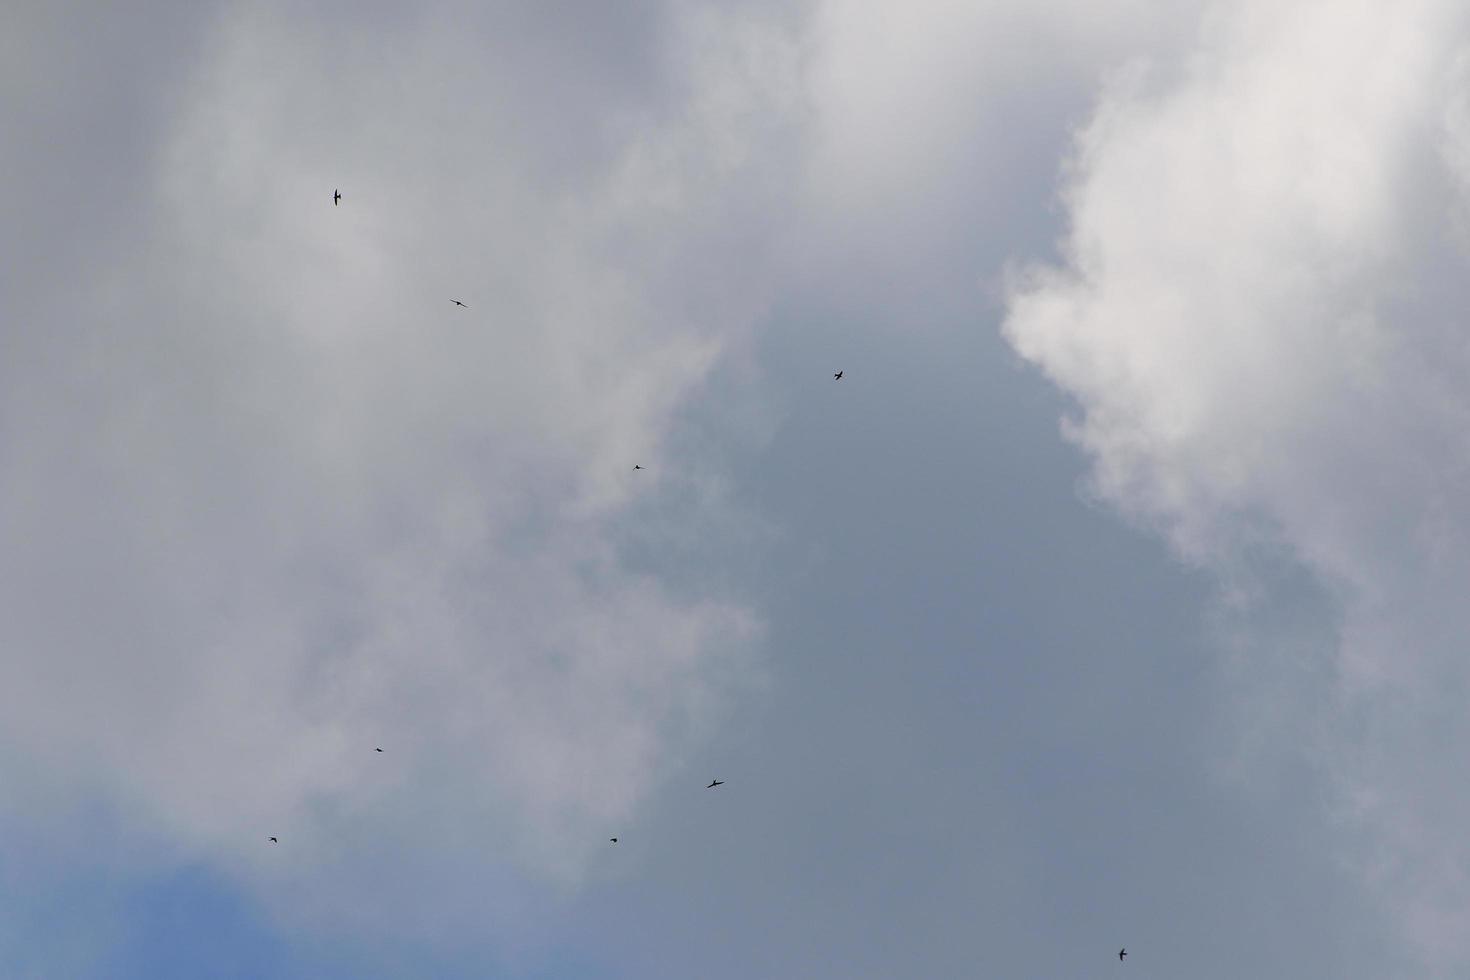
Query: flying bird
xmin=609 ymin=837 xmax=618 ymax=843
xmin=268 ymin=837 xmax=278 ymax=844
xmin=1119 ymin=949 xmax=1126 ymax=962
xmin=375 ymin=747 xmax=383 ymax=752
xmin=707 ymin=779 xmax=724 ymax=789
xmin=633 ymin=464 xmax=644 ymax=470
xmin=333 ymin=189 xmax=341 ymax=206
xmin=833 ymin=371 xmax=843 ymax=380
xmin=451 ymin=299 xmax=467 ymax=308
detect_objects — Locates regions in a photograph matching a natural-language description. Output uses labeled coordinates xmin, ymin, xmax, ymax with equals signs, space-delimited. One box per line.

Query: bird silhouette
xmin=833 ymin=370 xmax=843 ymax=380
xmin=451 ymin=299 xmax=467 ymax=308
xmin=633 ymin=464 xmax=643 ymax=470
xmin=268 ymin=837 xmax=278 ymax=843
xmin=375 ymin=747 xmax=383 ymax=752
xmin=1119 ymin=948 xmax=1127 ymax=962
xmin=609 ymin=837 xmax=618 ymax=843
xmin=707 ymin=779 xmax=724 ymax=788
xmin=333 ymin=189 xmax=341 ymax=206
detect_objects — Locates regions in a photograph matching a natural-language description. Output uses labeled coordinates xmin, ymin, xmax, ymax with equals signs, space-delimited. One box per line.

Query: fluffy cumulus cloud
xmin=21 ymin=0 xmax=1470 ymax=971
xmin=1005 ymin=0 xmax=1470 ymax=968
xmin=0 ymin=0 xmax=803 ymax=939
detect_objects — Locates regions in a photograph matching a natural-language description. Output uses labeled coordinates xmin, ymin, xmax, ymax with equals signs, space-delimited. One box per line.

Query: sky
xmin=4 ymin=1 xmax=1470 ymax=976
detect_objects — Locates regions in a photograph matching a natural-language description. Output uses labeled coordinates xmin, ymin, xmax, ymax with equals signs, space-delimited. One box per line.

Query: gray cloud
xmin=0 ymin=0 xmax=804 ymax=938
xmin=11 ymin=1 xmax=1470 ymax=974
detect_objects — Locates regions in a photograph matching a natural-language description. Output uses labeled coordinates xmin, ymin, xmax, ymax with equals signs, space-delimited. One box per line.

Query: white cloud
xmin=0 ymin=0 xmax=800 ymax=934
xmin=23 ymin=0 xmax=1470 ymax=968
xmin=1004 ymin=0 xmax=1470 ymax=968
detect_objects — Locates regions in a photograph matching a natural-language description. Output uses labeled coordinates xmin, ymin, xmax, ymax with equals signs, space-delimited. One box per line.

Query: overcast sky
xmin=6 ymin=1 xmax=1470 ymax=976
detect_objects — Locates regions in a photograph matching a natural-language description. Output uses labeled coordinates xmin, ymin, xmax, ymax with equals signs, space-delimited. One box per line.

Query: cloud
xmin=0 ymin=0 xmax=802 ymax=939
xmin=798 ymin=0 xmax=1202 ymax=266
xmin=1004 ymin=0 xmax=1470 ymax=968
